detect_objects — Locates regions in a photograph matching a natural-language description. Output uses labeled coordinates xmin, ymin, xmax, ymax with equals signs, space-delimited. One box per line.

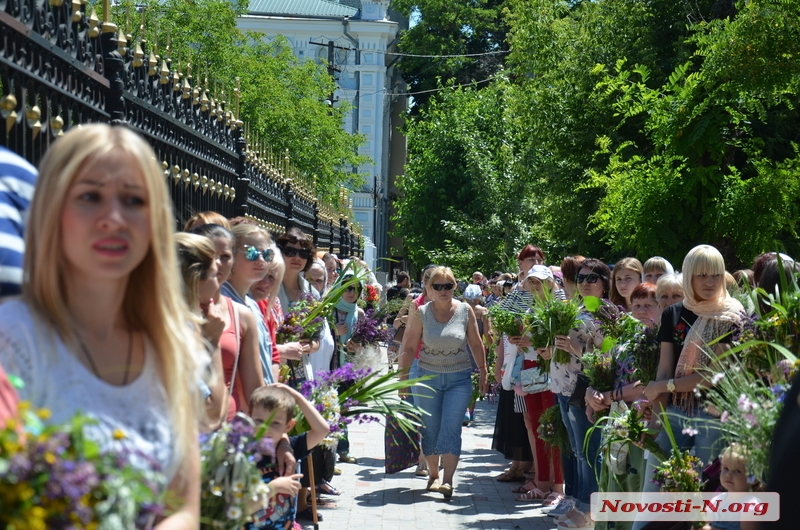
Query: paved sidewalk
xmin=302 ymin=393 xmax=561 ymax=530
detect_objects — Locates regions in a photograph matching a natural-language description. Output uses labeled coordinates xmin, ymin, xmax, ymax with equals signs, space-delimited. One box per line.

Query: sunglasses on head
xmin=281 ymin=247 xmax=311 ymax=260
xmin=242 ymin=245 xmax=275 ymax=262
xmin=431 ymin=282 xmax=455 ymax=291
xmin=345 ymin=285 xmax=359 ymax=292
xmin=576 ymin=273 xmax=603 ymax=284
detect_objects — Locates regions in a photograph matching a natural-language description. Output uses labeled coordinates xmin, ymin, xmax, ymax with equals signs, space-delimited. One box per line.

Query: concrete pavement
xmin=302 ymin=392 xmax=562 ymax=530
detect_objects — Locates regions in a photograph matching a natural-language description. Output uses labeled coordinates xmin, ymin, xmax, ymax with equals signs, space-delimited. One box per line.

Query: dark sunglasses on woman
xmin=242 ymin=245 xmax=275 ymax=262
xmin=281 ymin=247 xmax=311 ymax=260
xmin=431 ymin=282 xmax=455 ymax=291
xmin=575 ymin=272 xmax=603 ymax=284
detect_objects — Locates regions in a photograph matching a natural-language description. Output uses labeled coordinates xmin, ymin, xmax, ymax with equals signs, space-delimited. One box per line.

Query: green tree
xmin=115 ymin=0 xmax=367 ymax=204
xmin=393 ymin=79 xmax=539 ymax=276
xmin=391 ymin=0 xmax=511 ymax=110
xmin=587 ymin=0 xmax=800 ymax=267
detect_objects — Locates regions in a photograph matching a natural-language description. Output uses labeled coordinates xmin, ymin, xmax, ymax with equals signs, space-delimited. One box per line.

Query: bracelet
xmin=276 ymin=440 xmax=291 ymax=450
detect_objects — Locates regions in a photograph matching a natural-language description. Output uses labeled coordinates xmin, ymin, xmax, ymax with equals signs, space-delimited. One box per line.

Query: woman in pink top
xmin=0 ymin=364 xmax=18 ymax=429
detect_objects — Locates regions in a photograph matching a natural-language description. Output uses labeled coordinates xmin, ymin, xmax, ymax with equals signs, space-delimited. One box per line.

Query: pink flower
xmin=720 ymin=411 xmax=729 ymax=423
xmin=682 ymin=427 xmax=699 ymax=437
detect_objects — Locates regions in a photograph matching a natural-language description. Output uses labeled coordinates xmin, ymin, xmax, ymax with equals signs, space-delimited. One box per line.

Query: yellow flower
xmin=112 ymin=429 xmax=127 ymax=440
xmin=18 ymin=400 xmax=31 ymax=413
xmin=35 ymin=408 xmax=51 ymax=420
xmin=44 ymin=452 xmax=56 ymax=464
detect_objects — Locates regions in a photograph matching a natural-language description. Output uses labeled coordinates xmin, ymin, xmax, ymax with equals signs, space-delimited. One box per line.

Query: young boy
xmin=248 ymin=383 xmax=330 ymax=530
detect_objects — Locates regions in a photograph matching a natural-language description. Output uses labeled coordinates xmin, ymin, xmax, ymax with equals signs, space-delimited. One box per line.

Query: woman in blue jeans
xmin=399 ymin=266 xmax=487 ymax=499
xmin=545 ymin=258 xmax=609 ymax=529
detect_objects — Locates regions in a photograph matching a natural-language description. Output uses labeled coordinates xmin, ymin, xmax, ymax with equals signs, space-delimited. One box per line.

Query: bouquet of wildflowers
xmin=199 ymin=415 xmax=275 ymax=530
xmin=537 ymin=404 xmax=571 ymax=456
xmin=580 ymin=349 xmax=617 ymax=420
xmin=298 ymin=372 xmax=349 ymax=449
xmin=276 ymin=293 xmax=325 ymax=343
xmin=531 ymin=295 xmax=582 ymax=364
xmin=487 ymin=304 xmax=526 ymax=337
xmin=622 ymin=324 xmax=661 ymax=385
xmin=652 ymin=450 xmax=704 ymax=492
xmin=594 ymin=399 xmax=667 ymax=461
xmin=0 ymin=402 xmax=166 ymax=529
xmin=583 ymin=296 xmax=641 ymax=352
xmin=350 ymin=308 xmax=393 ymax=346
xmin=363 ymin=284 xmax=380 ymax=310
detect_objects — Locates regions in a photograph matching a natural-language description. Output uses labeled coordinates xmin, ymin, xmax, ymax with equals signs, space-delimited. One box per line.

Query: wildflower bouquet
xmin=583 ymin=296 xmax=640 ymax=352
xmin=487 ymin=304 xmax=526 ymax=337
xmin=532 ymin=295 xmax=582 ymax=364
xmin=537 ymin=404 xmax=571 ymax=456
xmin=594 ymin=400 xmax=667 ymax=462
xmin=363 ymin=284 xmax=380 ymax=310
xmin=276 ymin=293 xmax=325 ymax=343
xmin=629 ymin=324 xmax=661 ymax=385
xmin=580 ymin=350 xmax=617 ymax=420
xmin=0 ymin=403 xmax=166 ymax=529
xmin=350 ymin=308 xmax=393 ymax=346
xmin=652 ymin=407 xmax=704 ymax=492
xmin=199 ymin=415 xmax=275 ymax=530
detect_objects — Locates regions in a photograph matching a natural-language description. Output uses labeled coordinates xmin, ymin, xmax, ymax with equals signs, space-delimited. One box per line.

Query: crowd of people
xmin=390 ymin=244 xmax=800 ymax=530
xmin=1 ymin=125 xmax=799 ymax=530
xmin=0 ymin=125 xmax=388 ymax=529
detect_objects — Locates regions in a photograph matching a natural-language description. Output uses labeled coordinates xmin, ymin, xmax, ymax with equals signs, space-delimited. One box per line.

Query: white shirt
xmin=0 ymin=300 xmax=175 ymax=478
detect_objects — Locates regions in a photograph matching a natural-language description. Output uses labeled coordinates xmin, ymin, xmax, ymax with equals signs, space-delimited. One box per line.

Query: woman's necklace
xmin=77 ymin=329 xmax=133 ymax=385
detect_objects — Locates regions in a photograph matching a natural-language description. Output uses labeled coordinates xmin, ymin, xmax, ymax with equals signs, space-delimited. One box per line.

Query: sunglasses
xmin=242 ymin=245 xmax=275 ymax=262
xmin=281 ymin=247 xmax=311 ymax=260
xmin=431 ymin=282 xmax=455 ymax=291
xmin=576 ymin=273 xmax=603 ymax=284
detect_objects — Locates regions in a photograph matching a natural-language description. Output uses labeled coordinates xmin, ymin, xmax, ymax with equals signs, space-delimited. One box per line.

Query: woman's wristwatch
xmin=666 ymin=379 xmax=676 ymax=393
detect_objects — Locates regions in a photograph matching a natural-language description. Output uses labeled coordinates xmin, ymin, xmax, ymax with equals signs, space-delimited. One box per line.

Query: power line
xmin=355 ymin=73 xmax=506 ymax=98
xmin=360 ymin=49 xmax=510 ymax=59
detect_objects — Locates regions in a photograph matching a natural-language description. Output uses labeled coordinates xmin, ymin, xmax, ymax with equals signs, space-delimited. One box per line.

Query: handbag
xmin=520 ymin=365 xmax=549 ymax=393
xmin=567 ymin=372 xmax=590 ymax=408
xmin=500 ymin=339 xmax=518 ymax=391
xmin=384 ymin=397 xmax=420 ymax=474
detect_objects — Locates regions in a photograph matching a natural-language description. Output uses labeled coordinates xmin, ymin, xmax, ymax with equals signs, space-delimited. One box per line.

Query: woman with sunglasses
xmin=0 ymin=125 xmax=203 ymax=528
xmin=190 ymin=223 xmax=267 ymax=421
xmin=399 ymin=266 xmax=487 ymax=499
xmin=545 ymin=258 xmax=608 ymax=529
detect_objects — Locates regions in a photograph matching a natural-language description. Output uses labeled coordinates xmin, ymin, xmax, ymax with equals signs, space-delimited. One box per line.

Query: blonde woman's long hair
xmin=24 ymin=123 xmax=202 ymax=472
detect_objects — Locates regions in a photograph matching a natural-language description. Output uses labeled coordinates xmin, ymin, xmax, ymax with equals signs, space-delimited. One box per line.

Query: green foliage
xmin=392 ymin=0 xmax=510 ymax=110
xmin=113 ymin=0 xmax=366 ymax=204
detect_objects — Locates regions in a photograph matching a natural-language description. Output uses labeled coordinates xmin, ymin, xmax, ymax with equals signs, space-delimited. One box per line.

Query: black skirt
xmin=491 ymin=389 xmax=533 ymax=462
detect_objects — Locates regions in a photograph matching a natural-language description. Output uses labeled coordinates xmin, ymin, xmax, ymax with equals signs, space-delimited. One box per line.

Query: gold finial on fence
xmin=117 ymin=29 xmax=128 ymax=56
xmin=165 ymin=32 xmax=171 ymax=66
xmin=71 ymin=0 xmax=82 ymax=22
xmin=125 ymin=8 xmax=132 ymax=42
xmin=139 ymin=7 xmax=146 ymax=46
xmin=1 ymin=94 xmax=17 ymax=134
xmin=101 ymin=0 xmax=117 ymax=33
xmin=88 ymin=7 xmax=100 ymax=38
xmin=159 ymin=59 xmax=170 ymax=85
xmin=26 ymin=106 xmax=42 ymax=140
xmin=148 ymin=50 xmax=157 ymax=75
xmin=50 ymin=115 xmax=64 ymax=137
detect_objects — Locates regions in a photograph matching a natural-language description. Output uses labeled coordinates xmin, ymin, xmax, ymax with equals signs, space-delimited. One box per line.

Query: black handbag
xmin=567 ymin=372 xmax=590 ymax=408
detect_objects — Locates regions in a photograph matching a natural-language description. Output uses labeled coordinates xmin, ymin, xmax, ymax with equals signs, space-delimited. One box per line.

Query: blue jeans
xmin=416 ymin=367 xmax=473 ymax=457
xmin=557 ymin=394 xmax=578 ymax=498
xmin=561 ymin=397 xmax=601 ymax=512
xmin=409 ymin=358 xmax=421 ymax=408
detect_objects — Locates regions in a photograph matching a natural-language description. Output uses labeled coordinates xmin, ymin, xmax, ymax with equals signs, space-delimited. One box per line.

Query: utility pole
xmin=309 ymin=40 xmax=350 ymax=106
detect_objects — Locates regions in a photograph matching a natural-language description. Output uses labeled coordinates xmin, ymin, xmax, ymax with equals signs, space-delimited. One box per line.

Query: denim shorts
xmin=415 ymin=366 xmax=473 ymax=457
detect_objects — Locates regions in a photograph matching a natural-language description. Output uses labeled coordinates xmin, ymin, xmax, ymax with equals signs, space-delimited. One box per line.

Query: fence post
xmin=341 ymin=219 xmax=350 ymax=258
xmin=100 ymin=23 xmax=126 ymax=122
xmin=234 ymin=130 xmax=249 ymax=218
xmin=312 ymin=202 xmax=320 ymax=247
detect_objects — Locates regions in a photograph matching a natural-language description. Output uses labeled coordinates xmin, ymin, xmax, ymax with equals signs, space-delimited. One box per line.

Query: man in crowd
xmin=0 ymin=146 xmax=37 ymax=298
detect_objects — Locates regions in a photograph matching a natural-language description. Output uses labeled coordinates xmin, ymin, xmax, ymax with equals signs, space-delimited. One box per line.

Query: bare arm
xmin=238 ymin=309 xmax=267 ymax=411
xmin=393 ymin=294 xmax=413 ymax=330
xmin=643 ymin=341 xmax=675 ymax=413
xmin=465 ymin=305 xmax=487 ymax=394
xmin=398 ymin=303 xmax=423 ymax=380
xmin=204 ymin=345 xmax=227 ymax=431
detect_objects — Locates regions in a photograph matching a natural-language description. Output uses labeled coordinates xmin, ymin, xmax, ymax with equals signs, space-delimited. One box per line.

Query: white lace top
xmin=0 ymin=300 xmax=175 ymax=478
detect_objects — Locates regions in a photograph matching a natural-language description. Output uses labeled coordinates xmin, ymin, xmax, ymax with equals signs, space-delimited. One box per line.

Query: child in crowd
xmin=703 ymin=443 xmax=759 ymax=530
xmin=247 ymin=383 xmax=330 ymax=530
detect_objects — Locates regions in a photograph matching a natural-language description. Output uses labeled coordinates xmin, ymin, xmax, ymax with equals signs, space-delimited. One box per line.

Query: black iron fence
xmin=0 ymin=0 xmax=360 ymax=257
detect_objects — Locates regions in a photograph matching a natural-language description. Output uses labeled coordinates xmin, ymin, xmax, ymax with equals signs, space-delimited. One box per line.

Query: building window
xmin=363 ymin=53 xmax=374 ymax=64
xmin=362 ymin=73 xmax=374 ymax=86
xmin=362 ymin=109 xmax=372 ymax=118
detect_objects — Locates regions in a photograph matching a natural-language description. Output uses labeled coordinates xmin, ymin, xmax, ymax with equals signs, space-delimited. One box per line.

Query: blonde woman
xmin=174 ymin=232 xmax=227 ymax=430
xmin=0 ymin=124 xmax=202 ymax=528
xmin=399 ymin=266 xmax=487 ymax=499
xmin=609 ymin=257 xmax=643 ymax=310
xmin=221 ymin=223 xmax=279 ymax=383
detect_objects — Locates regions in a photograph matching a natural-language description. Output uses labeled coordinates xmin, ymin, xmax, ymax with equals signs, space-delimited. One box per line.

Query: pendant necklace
xmin=77 ymin=328 xmax=133 ymax=385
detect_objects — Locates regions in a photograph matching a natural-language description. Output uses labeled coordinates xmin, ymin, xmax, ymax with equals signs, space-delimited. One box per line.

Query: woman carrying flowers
xmin=546 ymin=258 xmax=607 ymax=529
xmin=399 ymin=266 xmax=487 ymax=499
xmin=634 ymin=245 xmax=743 ymax=530
xmin=0 ymin=125 xmax=203 ymax=528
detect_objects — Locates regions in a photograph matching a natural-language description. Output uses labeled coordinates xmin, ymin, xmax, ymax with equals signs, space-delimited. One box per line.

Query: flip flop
xmin=515 ymin=487 xmax=547 ymax=502
xmin=316 ymin=480 xmax=342 ymax=496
